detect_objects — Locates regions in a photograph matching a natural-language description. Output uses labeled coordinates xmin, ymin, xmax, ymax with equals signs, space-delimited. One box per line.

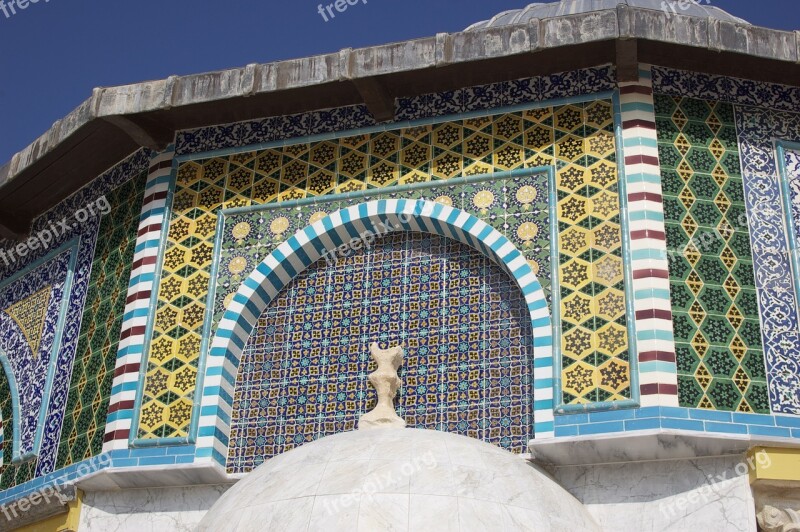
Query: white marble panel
xmin=553 ymin=455 xmax=758 ymax=532
xmin=79 ymin=485 xmax=229 ymax=532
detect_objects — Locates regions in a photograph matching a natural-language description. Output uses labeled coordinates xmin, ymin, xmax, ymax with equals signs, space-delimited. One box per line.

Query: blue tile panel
xmin=0 ymin=250 xmax=73 ymax=460
xmin=202 ymin=195 xmax=555 ymax=462
xmin=0 ymin=149 xmax=153 ymax=490
xmin=555 ymin=407 xmax=800 ymax=438
xmin=226 ymin=231 xmax=535 ymax=474
xmin=0 ymin=445 xmax=196 ymax=508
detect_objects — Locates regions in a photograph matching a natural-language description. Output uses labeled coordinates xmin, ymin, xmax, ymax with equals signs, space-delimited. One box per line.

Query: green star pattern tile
xmin=54 ymin=171 xmax=148 ymax=468
xmin=655 ymin=95 xmax=769 ymax=413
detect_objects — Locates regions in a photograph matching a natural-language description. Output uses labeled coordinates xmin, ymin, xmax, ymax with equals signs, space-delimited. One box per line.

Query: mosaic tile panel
xmin=784 ymin=149 xmax=800 ymax=248
xmin=0 ymin=149 xmax=152 ymax=282
xmin=652 ymin=65 xmax=800 ymax=114
xmin=215 ymin=175 xmax=551 ymax=334
xmin=139 ymin=99 xmax=628 ymax=440
xmin=0 ymin=360 xmax=35 ymax=490
xmin=55 ymin=172 xmax=148 ymax=469
xmin=735 ymin=108 xmax=800 ymax=414
xmin=4 ymin=287 xmax=51 ymax=358
xmin=175 ymin=66 xmax=615 ymax=156
xmin=653 ymin=65 xmax=800 ymax=414
xmin=552 ymin=105 xmax=631 ymax=405
xmin=0 ymin=149 xmax=151 ymax=488
xmin=203 ymin=197 xmax=556 ymax=462
xmin=0 ymin=251 xmax=71 ymax=458
xmin=226 ymin=231 xmax=533 ymax=473
xmin=655 ymin=95 xmax=769 ymax=413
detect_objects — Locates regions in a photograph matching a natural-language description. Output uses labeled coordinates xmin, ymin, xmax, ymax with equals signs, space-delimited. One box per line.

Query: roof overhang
xmin=2 ymin=4 xmax=799 ymax=239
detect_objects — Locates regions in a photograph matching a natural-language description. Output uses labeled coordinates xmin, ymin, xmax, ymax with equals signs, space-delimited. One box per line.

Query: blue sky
xmin=1 ymin=0 xmax=798 ymax=165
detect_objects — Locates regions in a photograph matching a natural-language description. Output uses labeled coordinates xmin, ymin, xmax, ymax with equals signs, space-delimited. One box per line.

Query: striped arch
xmin=196 ymin=199 xmax=554 ymax=463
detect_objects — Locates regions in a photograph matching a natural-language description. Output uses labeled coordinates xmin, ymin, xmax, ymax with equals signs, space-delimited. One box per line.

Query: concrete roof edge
xmin=2 ymin=5 xmax=797 ymax=187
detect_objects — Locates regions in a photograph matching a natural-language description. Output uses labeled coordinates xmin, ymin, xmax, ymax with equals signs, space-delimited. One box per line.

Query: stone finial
xmin=757 ymin=505 xmax=800 ymax=532
xmin=359 ymin=342 xmax=406 ymax=430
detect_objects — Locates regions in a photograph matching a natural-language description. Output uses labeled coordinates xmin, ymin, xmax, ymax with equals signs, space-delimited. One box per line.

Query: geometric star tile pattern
xmin=652 ymin=66 xmax=800 ymax=415
xmin=55 ymin=172 xmax=148 ymax=469
xmin=227 ymin=231 xmax=534 ymax=474
xmin=139 ymin=99 xmax=630 ymax=440
xmin=0 ymin=149 xmax=151 ymax=490
xmin=215 ymin=172 xmax=551 ymax=338
xmin=655 ymin=95 xmax=769 ymax=413
xmin=553 ymin=104 xmax=631 ymax=405
xmin=3 ymin=286 xmax=51 ymax=359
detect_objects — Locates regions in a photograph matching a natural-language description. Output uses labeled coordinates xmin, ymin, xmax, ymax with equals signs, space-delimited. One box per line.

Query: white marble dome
xmin=199 ymin=429 xmax=601 ymax=531
xmin=466 ymin=0 xmax=749 ymax=30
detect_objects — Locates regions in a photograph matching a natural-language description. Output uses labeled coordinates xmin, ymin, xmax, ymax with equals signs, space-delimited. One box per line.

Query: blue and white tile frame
xmin=0 ymin=149 xmax=152 ymax=478
xmin=197 ymin=199 xmax=554 ymax=464
xmin=0 ymin=233 xmax=94 ymax=480
xmin=651 ymin=66 xmax=800 ymax=113
xmin=0 ymin=246 xmax=73 ymax=462
xmin=782 ymin=147 xmax=800 ymax=244
xmin=731 ymin=107 xmax=800 ymax=415
xmin=653 ymin=65 xmax=800 ymax=416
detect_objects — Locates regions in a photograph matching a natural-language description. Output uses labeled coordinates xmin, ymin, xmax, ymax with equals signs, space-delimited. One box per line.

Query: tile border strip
xmin=102 ymin=150 xmax=177 ymax=451
xmin=620 ymin=66 xmax=678 ymax=407
xmin=174 ymin=66 xmax=616 ymax=157
xmin=555 ymin=406 xmax=800 ymax=438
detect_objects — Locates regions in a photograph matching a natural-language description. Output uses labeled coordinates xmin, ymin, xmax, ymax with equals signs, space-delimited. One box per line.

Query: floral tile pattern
xmin=0 ymin=252 xmax=71 ymax=458
xmin=735 ymin=106 xmax=800 ymax=415
xmin=0 ymin=150 xmax=151 ymax=490
xmin=226 ymin=231 xmax=534 ymax=473
xmin=784 ymin=149 xmax=800 ymax=246
xmin=174 ymin=66 xmax=615 ymax=156
xmin=652 ymin=66 xmax=800 ymax=114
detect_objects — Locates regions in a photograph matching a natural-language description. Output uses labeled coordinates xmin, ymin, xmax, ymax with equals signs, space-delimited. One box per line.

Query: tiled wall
xmin=227 ymin=231 xmax=534 ymax=473
xmin=136 ymin=98 xmax=632 ymax=443
xmin=654 ymin=95 xmax=768 ymax=413
xmin=55 ymin=173 xmax=148 ymax=469
xmin=550 ymin=105 xmax=631 ymax=406
xmin=5 ymin=59 xmax=800 ymax=508
xmin=0 ymin=150 xmax=151 ymax=490
xmin=547 ymin=65 xmax=800 ymax=439
xmin=0 ymin=248 xmax=73 ymax=466
xmin=653 ymin=65 xmax=800 ymax=415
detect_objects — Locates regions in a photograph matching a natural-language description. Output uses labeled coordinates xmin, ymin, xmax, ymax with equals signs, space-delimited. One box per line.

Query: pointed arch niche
xmin=197 ymin=199 xmax=554 ymax=463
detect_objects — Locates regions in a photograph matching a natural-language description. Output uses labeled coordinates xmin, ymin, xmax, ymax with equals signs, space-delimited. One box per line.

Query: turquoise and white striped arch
xmin=196 ymin=199 xmax=555 ymax=463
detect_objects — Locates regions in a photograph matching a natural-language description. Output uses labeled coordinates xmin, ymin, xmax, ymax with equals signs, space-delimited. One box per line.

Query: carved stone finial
xmin=359 ymin=342 xmax=406 ymax=430
xmin=757 ymin=505 xmax=800 ymax=532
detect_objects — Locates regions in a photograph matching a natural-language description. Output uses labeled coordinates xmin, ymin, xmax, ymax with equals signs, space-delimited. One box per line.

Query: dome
xmin=466 ymin=0 xmax=749 ymax=31
xmin=199 ymin=429 xmax=601 ymax=531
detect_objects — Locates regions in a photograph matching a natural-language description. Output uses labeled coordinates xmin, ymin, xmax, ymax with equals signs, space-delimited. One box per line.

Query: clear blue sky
xmin=1 ymin=0 xmax=798 ymax=165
